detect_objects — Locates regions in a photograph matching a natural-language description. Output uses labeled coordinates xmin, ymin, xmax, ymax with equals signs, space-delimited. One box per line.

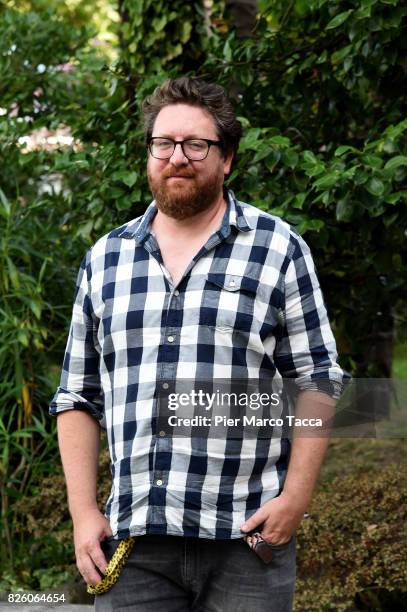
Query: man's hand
xmin=240 ymin=391 xmax=335 ymax=544
xmin=240 ymin=493 xmax=305 ymax=545
xmin=73 ymin=508 xmax=113 ymax=586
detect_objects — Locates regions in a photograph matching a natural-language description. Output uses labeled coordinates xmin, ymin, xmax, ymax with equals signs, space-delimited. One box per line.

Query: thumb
xmin=240 ymin=508 xmax=267 ymax=533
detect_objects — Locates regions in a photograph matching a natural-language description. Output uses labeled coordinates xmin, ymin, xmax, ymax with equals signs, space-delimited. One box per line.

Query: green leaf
xmin=226 ymin=169 xmax=239 ymax=183
xmin=253 ymin=145 xmax=272 ymax=163
xmin=362 ymin=155 xmax=383 ymax=169
xmin=269 ymin=135 xmax=291 ymax=147
xmin=384 ymin=193 xmax=400 ymax=204
xmin=299 ymin=54 xmax=316 ymax=72
xmin=331 ymin=45 xmax=353 ymax=63
xmin=239 ymin=129 xmax=262 ymax=152
xmin=0 ymin=187 xmax=11 ymax=217
xmin=265 ymin=150 xmax=281 ymax=172
xmin=383 ymin=120 xmax=407 ymax=140
xmin=384 ymin=156 xmax=407 ymax=172
xmin=316 ymin=50 xmax=328 ymax=64
xmin=365 ymin=177 xmax=385 ymax=196
xmin=282 ymin=150 xmax=299 ymax=168
xmin=116 ymin=196 xmax=134 ymax=211
xmin=224 ymin=39 xmax=232 ymax=62
xmin=293 ymin=193 xmax=306 ymax=209
xmin=7 ymin=257 xmax=20 ymax=290
xmin=180 ymin=21 xmax=192 ymax=43
xmin=383 ymin=139 xmax=396 ymax=154
xmin=123 ymin=171 xmax=138 ymax=187
xmin=334 ymin=145 xmax=358 ymax=157
xmin=76 ymin=220 xmax=93 ymax=240
xmin=354 ymin=171 xmax=369 ymax=185
xmin=303 ymin=150 xmax=318 ymax=165
xmin=17 ymin=330 xmax=29 ymax=347
xmin=152 ymin=15 xmax=167 ymax=32
xmin=296 ymin=219 xmax=324 ymax=233
xmin=307 ymin=164 xmax=325 ymax=177
xmin=29 ymin=300 xmax=42 ymax=320
xmin=354 ymin=5 xmax=373 ymax=19
xmin=314 ymin=173 xmax=339 ymax=189
xmin=336 ymin=197 xmax=353 ymax=222
xmin=326 ymin=10 xmax=354 ymax=30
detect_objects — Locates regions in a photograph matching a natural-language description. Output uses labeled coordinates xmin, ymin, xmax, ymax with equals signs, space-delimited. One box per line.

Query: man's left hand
xmin=240 ymin=493 xmax=306 ymax=545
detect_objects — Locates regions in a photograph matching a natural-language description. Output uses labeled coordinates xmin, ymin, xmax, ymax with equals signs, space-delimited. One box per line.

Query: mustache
xmin=163 ymin=168 xmax=195 ymax=179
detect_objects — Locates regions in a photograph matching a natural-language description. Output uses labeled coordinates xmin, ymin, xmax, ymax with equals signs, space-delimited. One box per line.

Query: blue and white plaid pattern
xmin=50 ymin=190 xmax=344 ymax=539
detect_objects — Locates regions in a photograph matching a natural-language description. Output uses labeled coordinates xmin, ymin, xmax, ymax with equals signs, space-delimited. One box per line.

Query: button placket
xmin=154 ymin=271 xmax=185 ymax=496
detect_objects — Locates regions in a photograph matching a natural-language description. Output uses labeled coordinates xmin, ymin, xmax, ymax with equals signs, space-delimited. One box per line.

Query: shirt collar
xmin=117 ymin=203 xmax=158 ymax=243
xmin=226 ymin=189 xmax=253 ymax=233
xmin=118 ymin=189 xmax=253 ymax=244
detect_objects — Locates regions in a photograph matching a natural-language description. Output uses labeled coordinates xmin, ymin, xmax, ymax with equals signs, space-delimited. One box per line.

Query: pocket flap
xmin=206 ymin=273 xmax=258 ymax=294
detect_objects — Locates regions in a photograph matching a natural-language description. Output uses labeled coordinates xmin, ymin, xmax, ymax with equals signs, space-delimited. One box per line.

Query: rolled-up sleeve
xmin=49 ymin=250 xmax=104 ymax=421
xmin=274 ymin=233 xmax=346 ymax=398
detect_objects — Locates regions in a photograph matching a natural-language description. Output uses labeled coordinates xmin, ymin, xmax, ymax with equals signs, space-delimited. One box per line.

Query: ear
xmin=223 ymin=149 xmax=234 ymax=176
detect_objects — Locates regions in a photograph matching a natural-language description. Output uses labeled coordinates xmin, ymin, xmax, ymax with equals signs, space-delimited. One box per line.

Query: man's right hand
xmin=73 ymin=508 xmax=113 ymax=586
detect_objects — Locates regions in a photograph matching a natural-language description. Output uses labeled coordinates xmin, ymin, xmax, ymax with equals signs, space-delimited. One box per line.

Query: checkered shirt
xmin=50 ymin=190 xmax=345 ymax=539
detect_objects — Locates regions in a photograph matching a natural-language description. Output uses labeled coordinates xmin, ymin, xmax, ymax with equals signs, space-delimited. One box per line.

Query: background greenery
xmin=0 ymin=0 xmax=406 ymax=609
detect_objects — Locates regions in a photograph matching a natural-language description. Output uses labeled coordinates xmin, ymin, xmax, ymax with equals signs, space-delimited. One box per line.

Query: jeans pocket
xmin=101 ymin=537 xmax=120 ymax=560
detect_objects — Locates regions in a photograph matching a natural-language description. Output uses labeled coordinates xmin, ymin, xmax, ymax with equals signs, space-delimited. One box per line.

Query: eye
xmin=154 ymin=139 xmax=173 ymax=149
xmin=185 ymin=140 xmax=207 ymax=151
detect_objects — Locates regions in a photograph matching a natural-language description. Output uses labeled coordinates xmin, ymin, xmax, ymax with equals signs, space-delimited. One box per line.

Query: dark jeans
xmin=94 ymin=534 xmax=296 ymax=612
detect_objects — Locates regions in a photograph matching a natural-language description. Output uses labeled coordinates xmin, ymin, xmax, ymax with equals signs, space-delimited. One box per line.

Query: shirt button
xmin=162 ymin=382 xmax=169 ymax=389
xmin=156 ymin=479 xmax=163 ymax=486
xmin=167 ymin=335 xmax=175 ymax=343
xmin=174 ymin=289 xmax=180 ymax=296
xmin=229 ymin=279 xmax=236 ymax=287
xmin=159 ymin=430 xmax=166 ymax=437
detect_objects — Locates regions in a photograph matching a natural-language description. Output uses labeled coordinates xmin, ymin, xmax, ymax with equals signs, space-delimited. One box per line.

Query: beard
xmin=147 ymin=164 xmax=225 ymax=220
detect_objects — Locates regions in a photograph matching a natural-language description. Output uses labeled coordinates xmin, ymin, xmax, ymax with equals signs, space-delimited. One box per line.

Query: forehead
xmin=152 ymin=103 xmax=218 ymax=138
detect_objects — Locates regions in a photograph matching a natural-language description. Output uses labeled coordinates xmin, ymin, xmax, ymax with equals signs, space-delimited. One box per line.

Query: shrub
xmin=295 ymin=462 xmax=407 ymax=611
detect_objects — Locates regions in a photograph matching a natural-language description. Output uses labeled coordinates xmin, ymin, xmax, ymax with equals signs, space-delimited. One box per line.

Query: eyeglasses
xmin=148 ymin=137 xmax=224 ymax=161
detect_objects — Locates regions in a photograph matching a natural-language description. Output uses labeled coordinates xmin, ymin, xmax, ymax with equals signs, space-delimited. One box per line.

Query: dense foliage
xmin=0 ymin=0 xmax=405 ymax=603
xmin=295 ymin=461 xmax=407 ymax=611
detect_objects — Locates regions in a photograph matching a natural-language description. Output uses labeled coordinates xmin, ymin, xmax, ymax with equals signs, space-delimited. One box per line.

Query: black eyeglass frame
xmin=147 ymin=137 xmax=225 ymax=161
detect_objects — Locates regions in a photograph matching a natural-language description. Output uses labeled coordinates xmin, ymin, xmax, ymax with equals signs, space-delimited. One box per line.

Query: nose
xmin=169 ymin=143 xmax=189 ymax=165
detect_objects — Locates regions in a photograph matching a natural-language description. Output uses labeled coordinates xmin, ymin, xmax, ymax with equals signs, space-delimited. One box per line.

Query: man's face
xmin=147 ymin=103 xmax=233 ymax=220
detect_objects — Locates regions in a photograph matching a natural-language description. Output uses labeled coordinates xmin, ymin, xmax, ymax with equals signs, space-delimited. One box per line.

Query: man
xmin=50 ymin=76 xmax=344 ymax=611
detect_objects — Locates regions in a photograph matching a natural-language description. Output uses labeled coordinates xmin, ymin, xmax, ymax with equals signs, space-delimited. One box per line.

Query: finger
xmin=77 ymin=552 xmax=105 ymax=586
xmin=90 ymin=542 xmax=109 ymax=575
xmin=260 ymin=528 xmax=291 ymax=545
xmin=240 ymin=508 xmax=267 ymax=532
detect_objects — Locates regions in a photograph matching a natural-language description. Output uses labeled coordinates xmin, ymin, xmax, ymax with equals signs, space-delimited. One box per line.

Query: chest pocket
xmin=200 ymin=273 xmax=259 ymax=330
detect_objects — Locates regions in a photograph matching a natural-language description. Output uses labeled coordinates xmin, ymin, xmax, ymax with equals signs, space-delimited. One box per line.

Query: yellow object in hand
xmin=87 ymin=537 xmax=135 ymax=595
